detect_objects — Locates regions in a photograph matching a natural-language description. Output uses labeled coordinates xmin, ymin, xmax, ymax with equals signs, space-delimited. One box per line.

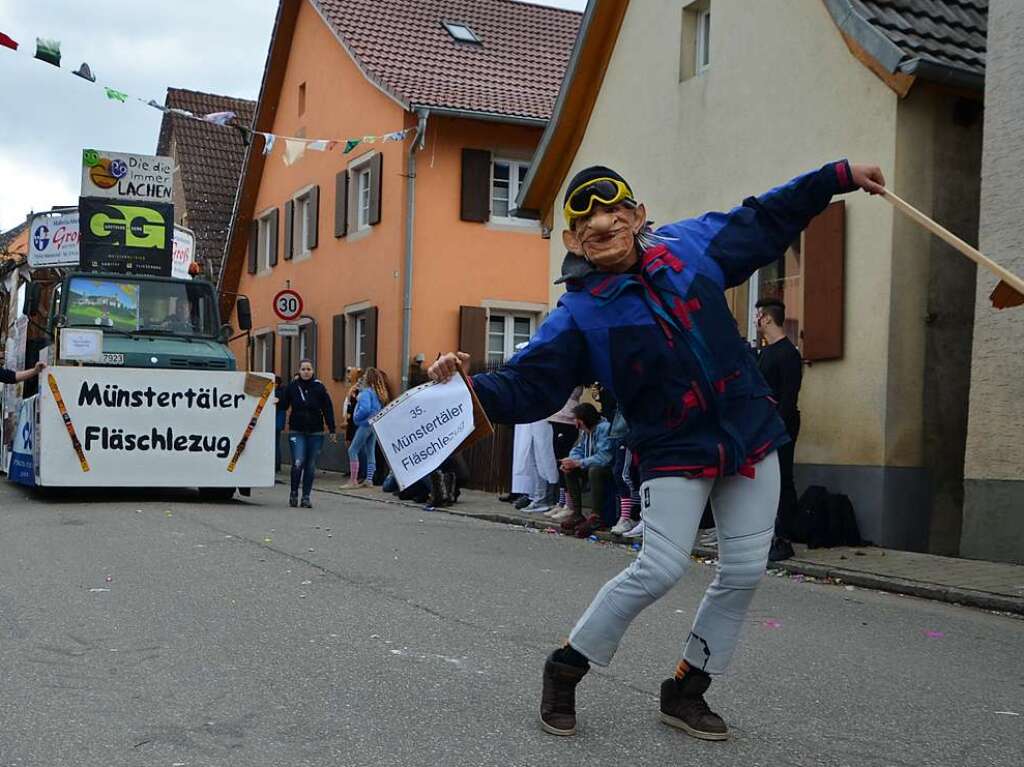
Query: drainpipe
xmin=400 ymin=108 xmax=429 ymax=392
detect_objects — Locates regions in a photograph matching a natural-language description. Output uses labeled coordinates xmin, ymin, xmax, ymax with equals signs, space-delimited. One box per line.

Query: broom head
xmin=990 ymin=280 xmax=1024 ymax=309
xmin=244 ymin=373 xmax=273 ymax=397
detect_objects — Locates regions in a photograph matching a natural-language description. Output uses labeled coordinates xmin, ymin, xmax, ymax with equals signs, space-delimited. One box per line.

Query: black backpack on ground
xmin=792 ymin=486 xmax=864 ymax=549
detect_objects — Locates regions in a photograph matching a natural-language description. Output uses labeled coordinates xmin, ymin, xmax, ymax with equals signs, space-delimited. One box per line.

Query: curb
xmin=309 ymin=481 xmax=1024 ymax=617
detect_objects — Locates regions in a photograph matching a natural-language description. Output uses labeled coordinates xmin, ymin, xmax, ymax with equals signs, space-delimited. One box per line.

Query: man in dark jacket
xmin=431 ymin=160 xmax=884 ymax=740
xmin=278 ymin=359 xmax=336 ymax=508
xmin=0 ymin=361 xmax=45 ymax=385
xmin=755 ymin=298 xmax=803 ymax=560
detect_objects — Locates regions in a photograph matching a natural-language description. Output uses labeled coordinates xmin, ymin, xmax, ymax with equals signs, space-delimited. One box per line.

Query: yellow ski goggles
xmin=563 ymin=177 xmax=635 ymax=226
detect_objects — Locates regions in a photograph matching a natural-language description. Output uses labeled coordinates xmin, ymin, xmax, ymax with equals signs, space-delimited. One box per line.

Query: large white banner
xmin=37 ymin=368 xmax=275 ymax=487
xmin=28 ymin=210 xmax=80 ymax=268
xmin=371 ymin=375 xmax=474 ymax=489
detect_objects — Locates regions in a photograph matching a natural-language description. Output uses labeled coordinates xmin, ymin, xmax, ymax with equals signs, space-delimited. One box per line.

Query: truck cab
xmin=46 ymin=273 xmax=242 ymax=370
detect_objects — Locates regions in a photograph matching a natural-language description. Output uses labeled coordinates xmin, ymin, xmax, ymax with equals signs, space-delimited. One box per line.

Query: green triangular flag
xmin=34 ymin=37 xmax=60 ymax=67
xmin=343 ymin=139 xmax=361 ymax=154
xmin=104 ymin=87 xmax=128 ymax=103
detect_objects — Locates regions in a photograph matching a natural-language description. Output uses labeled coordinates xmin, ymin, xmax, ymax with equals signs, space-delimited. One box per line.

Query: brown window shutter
xmin=369 ymin=153 xmax=383 ymax=225
xmin=280 ymin=337 xmax=291 ymax=379
xmin=332 ymin=313 xmax=346 ymax=381
xmin=802 ymin=200 xmax=845 ymax=361
xmin=268 ymin=209 xmax=279 ymax=267
xmin=248 ymin=336 xmax=255 ymax=370
xmin=284 ymin=199 xmax=294 ymax=260
xmin=247 ymin=219 xmax=258 ymax=274
xmin=307 ymin=185 xmax=319 ymax=249
xmin=460 ymin=149 xmax=491 ymax=222
xmin=269 ymin=333 xmax=276 ymax=374
xmin=459 ymin=305 xmax=487 ymax=373
xmin=334 ymin=171 xmax=348 ymax=237
xmin=365 ymin=306 xmax=378 ymax=367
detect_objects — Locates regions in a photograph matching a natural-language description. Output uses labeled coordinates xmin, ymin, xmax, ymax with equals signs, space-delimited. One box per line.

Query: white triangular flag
xmin=262 ymin=133 xmax=276 ymax=156
xmin=283 ymin=138 xmax=306 ymax=166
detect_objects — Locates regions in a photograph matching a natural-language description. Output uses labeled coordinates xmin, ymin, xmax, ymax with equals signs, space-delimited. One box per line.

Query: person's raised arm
xmin=658 ymin=161 xmax=884 ymax=289
xmin=13 ymin=362 xmax=45 ymax=383
xmin=428 ymin=305 xmax=591 ymax=425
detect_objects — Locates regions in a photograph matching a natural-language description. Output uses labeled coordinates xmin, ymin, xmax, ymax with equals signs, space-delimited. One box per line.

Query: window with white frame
xmin=491 ymin=159 xmax=531 ymax=221
xmin=696 ymin=7 xmax=711 ymax=73
xmin=257 ymin=212 xmax=275 ymax=271
xmin=487 ymin=311 xmax=534 ymax=366
xmin=295 ymin=191 xmax=312 ymax=255
xmin=297 ymin=320 xmax=315 ymax=368
xmin=253 ymin=332 xmax=274 ymax=372
xmin=357 ymin=168 xmax=371 ymax=230
xmin=344 ymin=308 xmax=374 ymax=369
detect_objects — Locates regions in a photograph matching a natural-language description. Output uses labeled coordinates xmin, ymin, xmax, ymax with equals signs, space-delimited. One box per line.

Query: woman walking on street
xmin=278 ymin=359 xmax=336 ymax=508
xmin=344 ymin=367 xmax=389 ymax=488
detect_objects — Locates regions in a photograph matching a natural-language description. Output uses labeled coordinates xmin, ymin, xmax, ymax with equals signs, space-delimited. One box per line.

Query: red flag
xmin=0 ymin=32 xmax=18 ymax=51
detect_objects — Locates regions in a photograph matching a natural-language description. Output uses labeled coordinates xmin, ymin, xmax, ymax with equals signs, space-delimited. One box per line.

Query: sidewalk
xmin=298 ymin=471 xmax=1024 ymax=616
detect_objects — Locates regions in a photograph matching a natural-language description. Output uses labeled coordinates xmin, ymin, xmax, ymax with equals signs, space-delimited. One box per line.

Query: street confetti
xmin=88 ymin=587 xmax=110 ymax=593
xmin=993 ymin=711 xmax=1020 ymax=716
xmin=762 ymin=619 xmax=783 ymax=629
xmin=924 ymin=630 xmax=945 ymax=639
xmin=105 ymin=575 xmax=113 ymax=583
xmin=263 ymin=537 xmax=272 ymax=544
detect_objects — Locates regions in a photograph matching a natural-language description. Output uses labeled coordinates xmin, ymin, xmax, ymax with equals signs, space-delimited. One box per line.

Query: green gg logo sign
xmin=89 ymin=204 xmax=167 ymax=249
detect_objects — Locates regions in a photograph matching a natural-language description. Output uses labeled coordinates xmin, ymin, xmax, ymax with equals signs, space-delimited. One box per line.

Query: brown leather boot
xmin=659 ymin=670 xmax=729 ymax=741
xmin=540 ymin=652 xmax=589 ymax=736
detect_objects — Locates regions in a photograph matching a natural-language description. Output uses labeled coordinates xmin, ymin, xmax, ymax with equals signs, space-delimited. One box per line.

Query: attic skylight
xmin=442 ymin=21 xmax=480 ymax=44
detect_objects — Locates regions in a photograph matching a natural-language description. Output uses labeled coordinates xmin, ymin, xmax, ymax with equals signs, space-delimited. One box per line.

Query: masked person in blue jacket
xmin=431 ymin=159 xmax=885 ymax=741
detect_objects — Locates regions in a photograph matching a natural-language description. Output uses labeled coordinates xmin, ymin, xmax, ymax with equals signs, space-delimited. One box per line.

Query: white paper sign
xmin=81 ymin=149 xmax=173 ymax=202
xmin=171 ymin=225 xmax=195 ymax=280
xmin=276 ymin=323 xmax=299 ymax=337
xmin=371 ymin=375 xmax=474 ymax=489
xmin=28 ymin=210 xmax=80 ymax=268
xmin=37 ymin=367 xmax=275 ymax=487
xmin=59 ymin=328 xmax=103 ymax=362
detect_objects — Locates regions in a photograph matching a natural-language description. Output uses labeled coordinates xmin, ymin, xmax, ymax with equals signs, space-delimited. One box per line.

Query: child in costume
xmin=430 ymin=159 xmax=884 ymax=740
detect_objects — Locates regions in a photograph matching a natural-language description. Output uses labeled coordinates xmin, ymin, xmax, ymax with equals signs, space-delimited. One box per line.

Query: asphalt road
xmin=0 ymin=479 xmax=1021 ymax=767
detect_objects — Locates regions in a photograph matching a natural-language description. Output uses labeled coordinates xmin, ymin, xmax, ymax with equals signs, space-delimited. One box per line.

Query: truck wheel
xmin=198 ymin=487 xmax=235 ymax=502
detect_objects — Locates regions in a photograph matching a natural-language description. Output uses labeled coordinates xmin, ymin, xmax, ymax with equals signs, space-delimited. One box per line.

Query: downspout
xmin=400 ymin=108 xmax=429 ymax=392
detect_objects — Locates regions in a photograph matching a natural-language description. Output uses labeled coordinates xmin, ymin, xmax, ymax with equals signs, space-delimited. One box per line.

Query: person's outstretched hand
xmin=428 ymin=352 xmax=470 ymax=383
xmin=33 ymin=361 xmax=46 ymax=375
xmin=851 ymin=164 xmax=886 ymax=195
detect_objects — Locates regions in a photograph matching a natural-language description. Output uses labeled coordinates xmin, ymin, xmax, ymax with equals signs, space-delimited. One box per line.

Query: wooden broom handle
xmin=880 ymin=187 xmax=1024 ymax=295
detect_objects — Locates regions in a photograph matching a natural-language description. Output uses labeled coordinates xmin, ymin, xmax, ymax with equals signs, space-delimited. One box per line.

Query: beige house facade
xmin=962 ymin=0 xmax=1024 ymax=564
xmin=520 ymin=0 xmax=989 ymax=555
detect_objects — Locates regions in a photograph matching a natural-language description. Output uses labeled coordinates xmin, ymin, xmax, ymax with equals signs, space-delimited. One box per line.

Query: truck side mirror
xmin=23 ymin=282 xmax=41 ymax=316
xmin=236 ymin=296 xmax=252 ymax=331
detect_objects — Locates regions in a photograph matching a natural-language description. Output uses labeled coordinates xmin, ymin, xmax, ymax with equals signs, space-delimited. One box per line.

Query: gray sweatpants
xmin=568 ymin=451 xmax=780 ymax=674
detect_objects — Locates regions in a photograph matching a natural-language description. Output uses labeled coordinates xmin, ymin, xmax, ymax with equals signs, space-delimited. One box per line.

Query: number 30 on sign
xmin=272 ymin=289 xmax=303 ymax=321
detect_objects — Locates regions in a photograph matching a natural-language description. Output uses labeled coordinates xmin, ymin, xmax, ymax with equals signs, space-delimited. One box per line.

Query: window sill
xmin=292 ymin=248 xmax=313 ymax=263
xmin=346 ymin=226 xmax=372 ymax=244
xmin=486 ymin=218 xmax=542 ymax=234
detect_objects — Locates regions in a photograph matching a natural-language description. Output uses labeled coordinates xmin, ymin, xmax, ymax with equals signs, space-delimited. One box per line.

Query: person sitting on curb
xmin=558 ymin=403 xmax=613 ymax=538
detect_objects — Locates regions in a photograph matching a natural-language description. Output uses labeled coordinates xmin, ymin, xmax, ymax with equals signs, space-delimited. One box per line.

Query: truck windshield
xmin=65 ymin=276 xmax=217 ymax=337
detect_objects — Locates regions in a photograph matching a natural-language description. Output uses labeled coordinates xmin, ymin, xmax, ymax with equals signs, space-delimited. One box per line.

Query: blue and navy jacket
xmin=471 ymin=161 xmax=857 ymax=483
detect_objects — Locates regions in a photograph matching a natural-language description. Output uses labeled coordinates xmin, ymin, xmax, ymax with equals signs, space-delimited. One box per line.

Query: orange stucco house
xmin=219 ymin=0 xmax=581 ymax=426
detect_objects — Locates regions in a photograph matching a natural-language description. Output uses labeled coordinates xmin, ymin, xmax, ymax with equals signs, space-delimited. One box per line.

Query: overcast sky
xmin=0 ymin=0 xmax=587 ymax=231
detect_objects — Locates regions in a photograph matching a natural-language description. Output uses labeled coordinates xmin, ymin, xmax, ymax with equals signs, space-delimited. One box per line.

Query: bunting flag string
xmin=0 ymin=26 xmax=419 ymax=165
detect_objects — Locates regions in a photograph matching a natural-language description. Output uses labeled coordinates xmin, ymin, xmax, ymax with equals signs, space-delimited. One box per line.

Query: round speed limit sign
xmin=272 ymin=289 xmax=303 ymax=321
